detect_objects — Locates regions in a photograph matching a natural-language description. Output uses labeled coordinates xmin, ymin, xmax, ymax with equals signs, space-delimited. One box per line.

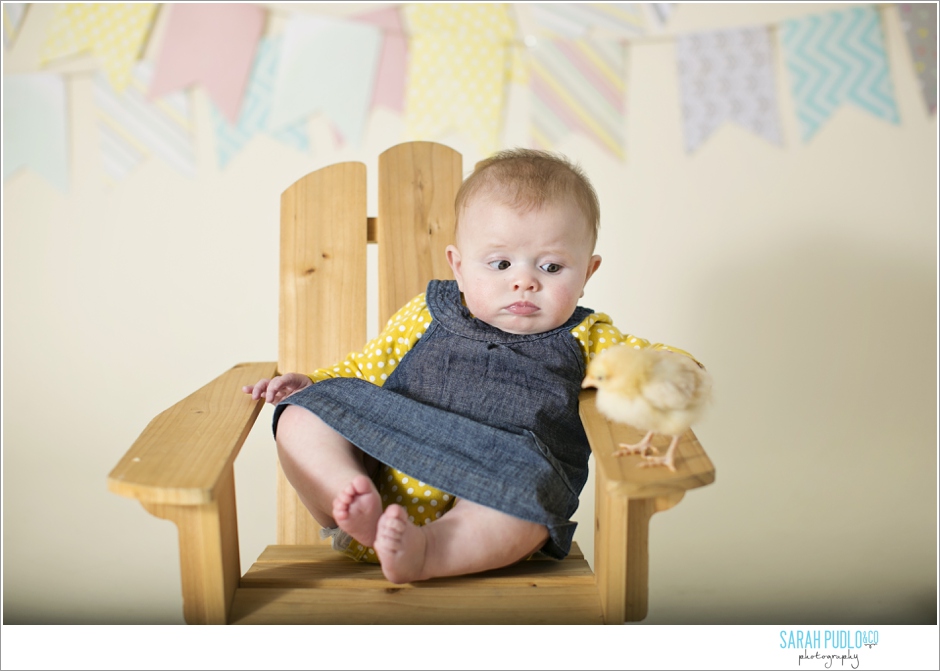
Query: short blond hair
xmin=454 ymin=148 xmax=600 ymax=247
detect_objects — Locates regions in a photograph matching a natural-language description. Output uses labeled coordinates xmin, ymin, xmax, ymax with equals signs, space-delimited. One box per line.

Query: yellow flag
xmin=404 ymin=3 xmax=516 ymax=155
xmin=40 ymin=4 xmax=157 ymax=92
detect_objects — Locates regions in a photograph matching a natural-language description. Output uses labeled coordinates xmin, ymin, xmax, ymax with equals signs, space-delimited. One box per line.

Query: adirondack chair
xmin=107 ymin=141 xmax=715 ymax=624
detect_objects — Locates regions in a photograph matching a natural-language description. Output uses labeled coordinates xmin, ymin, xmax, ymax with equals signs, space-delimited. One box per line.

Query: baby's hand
xmin=242 ymin=373 xmax=312 ymax=405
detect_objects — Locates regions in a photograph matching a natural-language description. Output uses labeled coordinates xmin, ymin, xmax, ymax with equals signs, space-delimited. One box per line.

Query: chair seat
xmin=230 ymin=542 xmax=603 ymax=624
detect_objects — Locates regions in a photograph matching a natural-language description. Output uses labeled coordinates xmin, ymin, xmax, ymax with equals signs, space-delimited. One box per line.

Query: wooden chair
xmin=107 ymin=141 xmax=715 ymax=624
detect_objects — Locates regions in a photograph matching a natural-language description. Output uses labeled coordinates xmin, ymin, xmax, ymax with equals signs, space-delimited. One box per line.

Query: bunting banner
xmin=3 ymin=73 xmax=69 ymax=191
xmin=268 ymin=15 xmax=381 ymax=147
xmin=2 ymin=2 xmax=27 ymax=50
xmin=676 ymin=26 xmax=783 ymax=153
xmin=357 ymin=6 xmax=409 ymax=113
xmin=404 ymin=3 xmax=515 ymax=156
xmin=780 ymin=6 xmax=899 ymax=141
xmin=94 ymin=62 xmax=196 ymax=183
xmin=529 ymin=3 xmax=646 ymax=40
xmin=148 ymin=3 xmax=265 ymax=124
xmin=39 ymin=4 xmax=157 ymax=92
xmin=649 ymin=3 xmax=677 ymax=27
xmin=529 ymin=37 xmax=626 ymax=159
xmin=897 ymin=3 xmax=937 ymax=115
xmin=210 ymin=37 xmax=309 ymax=169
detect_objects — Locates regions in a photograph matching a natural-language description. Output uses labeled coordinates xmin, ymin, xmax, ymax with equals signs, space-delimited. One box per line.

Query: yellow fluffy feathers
xmin=582 ymin=345 xmax=712 ymax=472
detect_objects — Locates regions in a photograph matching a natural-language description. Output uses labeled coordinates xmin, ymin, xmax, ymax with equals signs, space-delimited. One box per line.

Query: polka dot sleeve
xmin=306 ymin=293 xmax=431 ymax=385
xmin=571 ymin=312 xmax=703 ymax=368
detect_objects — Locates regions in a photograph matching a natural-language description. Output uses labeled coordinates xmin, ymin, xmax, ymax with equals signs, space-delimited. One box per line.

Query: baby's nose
xmin=513 ymin=271 xmax=540 ymax=292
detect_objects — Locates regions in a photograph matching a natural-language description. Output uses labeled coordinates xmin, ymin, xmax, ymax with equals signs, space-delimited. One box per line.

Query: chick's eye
xmin=489 ymin=260 xmax=511 ymax=270
xmin=540 ymin=262 xmax=562 ymax=274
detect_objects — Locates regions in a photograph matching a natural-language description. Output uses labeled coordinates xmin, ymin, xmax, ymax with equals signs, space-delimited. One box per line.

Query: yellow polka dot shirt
xmin=308 ymin=292 xmax=696 ymax=562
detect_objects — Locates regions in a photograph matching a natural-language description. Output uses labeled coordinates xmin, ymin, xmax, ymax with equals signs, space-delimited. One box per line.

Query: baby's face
xmin=446 ymin=196 xmax=601 ymax=335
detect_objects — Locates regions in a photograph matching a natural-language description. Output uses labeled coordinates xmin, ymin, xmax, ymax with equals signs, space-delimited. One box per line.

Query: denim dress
xmin=273 ymin=280 xmax=594 ymax=559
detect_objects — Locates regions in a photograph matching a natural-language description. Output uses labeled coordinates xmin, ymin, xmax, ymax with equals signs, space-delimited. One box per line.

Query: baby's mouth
xmin=506 ymin=302 xmax=539 ymax=315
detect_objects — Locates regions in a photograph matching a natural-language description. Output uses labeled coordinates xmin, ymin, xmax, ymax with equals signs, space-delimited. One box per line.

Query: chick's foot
xmin=614 ymin=430 xmax=659 ymax=457
xmin=635 ymin=435 xmax=679 ymax=472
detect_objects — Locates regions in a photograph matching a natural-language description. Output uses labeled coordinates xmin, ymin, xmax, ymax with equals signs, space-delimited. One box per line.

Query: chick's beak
xmin=581 ymin=375 xmax=597 ymax=389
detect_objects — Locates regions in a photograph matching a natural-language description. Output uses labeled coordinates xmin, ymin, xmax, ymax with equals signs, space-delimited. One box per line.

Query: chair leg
xmin=142 ymin=467 xmax=241 ymax=624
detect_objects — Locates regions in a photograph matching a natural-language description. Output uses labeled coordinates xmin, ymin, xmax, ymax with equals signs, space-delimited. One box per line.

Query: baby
xmin=244 ymin=148 xmax=693 ymax=584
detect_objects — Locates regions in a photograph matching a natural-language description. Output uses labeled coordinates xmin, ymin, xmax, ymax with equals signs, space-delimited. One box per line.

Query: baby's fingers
xmin=243 ymin=379 xmax=270 ymax=401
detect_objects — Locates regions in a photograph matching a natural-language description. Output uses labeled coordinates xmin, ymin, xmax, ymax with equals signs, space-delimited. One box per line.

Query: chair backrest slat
xmin=277 ymin=162 xmax=368 ymax=544
xmin=378 ymin=142 xmax=462 ymax=325
xmin=276 ymin=143 xmax=462 ymax=545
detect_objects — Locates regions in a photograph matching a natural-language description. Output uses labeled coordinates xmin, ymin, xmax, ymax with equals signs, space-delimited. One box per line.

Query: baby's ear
xmin=446 ymin=245 xmax=464 ymax=286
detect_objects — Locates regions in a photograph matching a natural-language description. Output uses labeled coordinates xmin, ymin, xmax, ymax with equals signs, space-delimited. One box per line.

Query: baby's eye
xmin=489 ymin=260 xmax=511 ymax=270
xmin=540 ymin=262 xmax=563 ymax=274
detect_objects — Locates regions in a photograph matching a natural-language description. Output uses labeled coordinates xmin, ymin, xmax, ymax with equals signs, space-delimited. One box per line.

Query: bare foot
xmin=373 ymin=504 xmax=428 ymax=584
xmin=332 ymin=474 xmax=382 ymax=547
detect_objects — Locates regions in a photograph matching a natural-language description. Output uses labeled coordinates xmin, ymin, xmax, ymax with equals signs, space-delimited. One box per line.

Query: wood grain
xmin=377 ymin=141 xmax=461 ymax=326
xmin=278 ymin=162 xmax=368 ymax=544
xmin=108 ymin=362 xmax=275 ymax=505
xmin=230 ymin=543 xmax=602 ymax=624
xmin=142 ymin=468 xmax=241 ymax=624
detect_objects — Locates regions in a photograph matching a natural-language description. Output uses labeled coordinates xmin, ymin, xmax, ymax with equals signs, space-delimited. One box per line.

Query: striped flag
xmin=780 ymin=6 xmax=899 ymax=141
xmin=529 ymin=38 xmax=626 ymax=159
xmin=3 ymin=2 xmax=27 ymax=49
xmin=529 ymin=3 xmax=645 ymax=40
xmin=94 ymin=63 xmax=196 ymax=184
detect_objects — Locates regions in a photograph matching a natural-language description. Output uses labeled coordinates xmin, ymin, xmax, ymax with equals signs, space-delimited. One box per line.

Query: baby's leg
xmin=373 ymin=499 xmax=549 ymax=584
xmin=275 ymin=405 xmax=382 ymax=546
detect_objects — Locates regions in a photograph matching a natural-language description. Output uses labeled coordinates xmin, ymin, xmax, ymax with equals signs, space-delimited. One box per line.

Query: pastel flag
xmin=148 ymin=3 xmax=265 ymax=124
xmin=3 ymin=2 xmax=28 ymax=50
xmin=529 ymin=38 xmax=626 ymax=159
xmin=94 ymin=62 xmax=196 ymax=182
xmin=649 ymin=3 xmax=677 ymax=27
xmin=356 ymin=6 xmax=409 ymax=113
xmin=676 ymin=26 xmax=783 ymax=152
xmin=40 ymin=4 xmax=157 ymax=92
xmin=268 ymin=15 xmax=381 ymax=147
xmin=529 ymin=3 xmax=646 ymax=40
xmin=2 ymin=73 xmax=69 ymax=191
xmin=780 ymin=6 xmax=899 ymax=141
xmin=210 ymin=37 xmax=309 ymax=169
xmin=404 ymin=3 xmax=515 ymax=155
xmin=897 ymin=3 xmax=937 ymax=114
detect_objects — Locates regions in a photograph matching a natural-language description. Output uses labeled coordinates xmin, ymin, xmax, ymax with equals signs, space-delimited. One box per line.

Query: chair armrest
xmin=108 ymin=362 xmax=278 ymax=506
xmin=579 ymin=389 xmax=715 ymax=500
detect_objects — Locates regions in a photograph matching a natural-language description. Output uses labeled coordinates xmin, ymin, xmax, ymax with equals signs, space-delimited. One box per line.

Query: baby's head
xmin=446 ymin=148 xmax=603 ymax=336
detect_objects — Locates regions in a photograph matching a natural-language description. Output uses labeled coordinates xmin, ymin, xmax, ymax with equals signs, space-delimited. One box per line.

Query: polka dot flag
xmin=40 ymin=4 xmax=158 ymax=92
xmin=403 ymin=3 xmax=515 ymax=156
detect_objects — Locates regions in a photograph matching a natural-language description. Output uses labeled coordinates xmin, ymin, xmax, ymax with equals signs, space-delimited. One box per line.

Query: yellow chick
xmin=581 ymin=345 xmax=712 ymax=472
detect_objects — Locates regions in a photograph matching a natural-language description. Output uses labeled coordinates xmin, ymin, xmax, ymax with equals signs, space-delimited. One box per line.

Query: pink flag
xmin=148 ymin=4 xmax=265 ymax=123
xmin=356 ymin=6 xmax=408 ymax=113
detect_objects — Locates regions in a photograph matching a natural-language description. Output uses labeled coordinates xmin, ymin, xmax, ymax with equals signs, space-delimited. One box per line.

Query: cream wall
xmin=2 ymin=2 xmax=936 ymax=628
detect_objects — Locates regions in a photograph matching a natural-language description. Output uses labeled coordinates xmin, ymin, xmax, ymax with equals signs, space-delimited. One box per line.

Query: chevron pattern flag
xmin=94 ymin=62 xmax=196 ymax=183
xmin=780 ymin=6 xmax=899 ymax=141
xmin=677 ymin=26 xmax=783 ymax=152
xmin=529 ymin=3 xmax=646 ymax=40
xmin=897 ymin=3 xmax=937 ymax=115
xmin=529 ymin=38 xmax=626 ymax=159
xmin=211 ymin=37 xmax=309 ymax=169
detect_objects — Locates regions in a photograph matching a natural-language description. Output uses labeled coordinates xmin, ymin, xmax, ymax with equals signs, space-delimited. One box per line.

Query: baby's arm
xmin=242 ymin=373 xmax=312 ymax=405
xmin=574 ymin=313 xmax=703 ymax=367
